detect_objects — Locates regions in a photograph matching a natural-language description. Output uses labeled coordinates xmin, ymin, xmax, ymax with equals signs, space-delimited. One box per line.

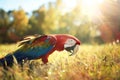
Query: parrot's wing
xmin=14 ymin=35 xmax=57 ymax=61
xmin=18 ymin=34 xmax=42 ymax=46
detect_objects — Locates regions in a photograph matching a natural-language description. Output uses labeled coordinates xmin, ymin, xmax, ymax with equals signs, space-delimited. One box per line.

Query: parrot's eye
xmin=64 ymin=39 xmax=79 ymax=56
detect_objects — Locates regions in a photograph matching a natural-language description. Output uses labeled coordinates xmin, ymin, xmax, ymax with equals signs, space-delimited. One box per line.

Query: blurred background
xmin=0 ymin=0 xmax=120 ymax=44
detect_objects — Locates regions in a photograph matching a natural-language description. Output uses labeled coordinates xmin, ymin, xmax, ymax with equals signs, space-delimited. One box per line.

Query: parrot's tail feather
xmin=0 ymin=53 xmax=29 ymax=69
xmin=0 ymin=54 xmax=15 ymax=67
xmin=0 ymin=58 xmax=6 ymax=67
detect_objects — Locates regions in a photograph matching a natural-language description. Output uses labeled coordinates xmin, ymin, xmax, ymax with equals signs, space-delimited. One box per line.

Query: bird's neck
xmin=54 ymin=35 xmax=65 ymax=51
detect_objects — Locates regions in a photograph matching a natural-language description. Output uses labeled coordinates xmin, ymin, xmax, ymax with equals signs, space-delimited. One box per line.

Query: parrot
xmin=0 ymin=34 xmax=80 ymax=67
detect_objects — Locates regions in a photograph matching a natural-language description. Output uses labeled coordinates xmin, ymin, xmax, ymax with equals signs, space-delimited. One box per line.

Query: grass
xmin=0 ymin=43 xmax=120 ymax=80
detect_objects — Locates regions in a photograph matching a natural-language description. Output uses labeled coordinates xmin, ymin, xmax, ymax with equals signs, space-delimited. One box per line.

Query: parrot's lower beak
xmin=65 ymin=44 xmax=80 ymax=56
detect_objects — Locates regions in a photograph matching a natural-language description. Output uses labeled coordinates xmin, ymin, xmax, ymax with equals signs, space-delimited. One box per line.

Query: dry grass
xmin=0 ymin=43 xmax=120 ymax=80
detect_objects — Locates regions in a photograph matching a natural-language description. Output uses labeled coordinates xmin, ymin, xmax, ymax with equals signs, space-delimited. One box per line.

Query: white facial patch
xmin=64 ymin=39 xmax=76 ymax=48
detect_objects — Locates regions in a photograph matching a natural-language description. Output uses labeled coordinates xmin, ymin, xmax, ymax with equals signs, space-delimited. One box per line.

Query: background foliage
xmin=0 ymin=0 xmax=120 ymax=44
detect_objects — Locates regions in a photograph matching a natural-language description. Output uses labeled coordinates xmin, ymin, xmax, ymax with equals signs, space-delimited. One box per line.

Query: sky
xmin=0 ymin=0 xmax=56 ymax=13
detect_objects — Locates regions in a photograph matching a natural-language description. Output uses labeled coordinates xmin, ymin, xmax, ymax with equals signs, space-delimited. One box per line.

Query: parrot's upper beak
xmin=65 ymin=44 xmax=80 ymax=56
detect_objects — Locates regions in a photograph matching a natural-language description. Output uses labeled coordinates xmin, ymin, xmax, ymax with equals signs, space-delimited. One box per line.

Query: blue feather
xmin=13 ymin=45 xmax=54 ymax=61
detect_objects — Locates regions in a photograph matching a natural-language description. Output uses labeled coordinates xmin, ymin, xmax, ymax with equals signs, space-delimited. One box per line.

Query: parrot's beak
xmin=65 ymin=44 xmax=80 ymax=56
xmin=69 ymin=44 xmax=79 ymax=56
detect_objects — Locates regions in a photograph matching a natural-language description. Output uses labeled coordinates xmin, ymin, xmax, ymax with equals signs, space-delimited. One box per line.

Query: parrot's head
xmin=55 ymin=34 xmax=80 ymax=56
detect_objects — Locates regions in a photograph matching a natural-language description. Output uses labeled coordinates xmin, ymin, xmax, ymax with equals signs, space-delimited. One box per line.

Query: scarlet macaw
xmin=0 ymin=34 xmax=80 ymax=67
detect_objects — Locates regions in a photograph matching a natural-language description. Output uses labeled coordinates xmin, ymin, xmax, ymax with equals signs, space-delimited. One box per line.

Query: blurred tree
xmin=0 ymin=9 xmax=10 ymax=43
xmin=100 ymin=0 xmax=120 ymax=42
xmin=8 ymin=8 xmax=30 ymax=41
xmin=0 ymin=9 xmax=9 ymax=27
xmin=75 ymin=18 xmax=91 ymax=43
xmin=42 ymin=2 xmax=59 ymax=34
xmin=29 ymin=1 xmax=61 ymax=34
xmin=54 ymin=0 xmax=81 ymax=34
xmin=13 ymin=8 xmax=29 ymax=33
xmin=29 ymin=5 xmax=46 ymax=35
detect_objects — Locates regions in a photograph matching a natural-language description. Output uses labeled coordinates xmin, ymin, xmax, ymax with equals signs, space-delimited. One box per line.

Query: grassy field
xmin=0 ymin=43 xmax=120 ymax=80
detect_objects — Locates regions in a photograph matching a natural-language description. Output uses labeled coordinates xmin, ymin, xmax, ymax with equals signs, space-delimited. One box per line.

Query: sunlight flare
xmin=81 ymin=0 xmax=104 ymax=17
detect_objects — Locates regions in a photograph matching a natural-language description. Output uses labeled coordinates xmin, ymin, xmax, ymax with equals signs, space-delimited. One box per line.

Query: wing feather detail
xmin=14 ymin=35 xmax=57 ymax=60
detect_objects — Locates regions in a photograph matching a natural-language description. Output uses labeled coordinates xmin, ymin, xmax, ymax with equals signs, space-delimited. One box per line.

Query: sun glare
xmin=81 ymin=0 xmax=104 ymax=18
xmin=62 ymin=0 xmax=77 ymax=14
